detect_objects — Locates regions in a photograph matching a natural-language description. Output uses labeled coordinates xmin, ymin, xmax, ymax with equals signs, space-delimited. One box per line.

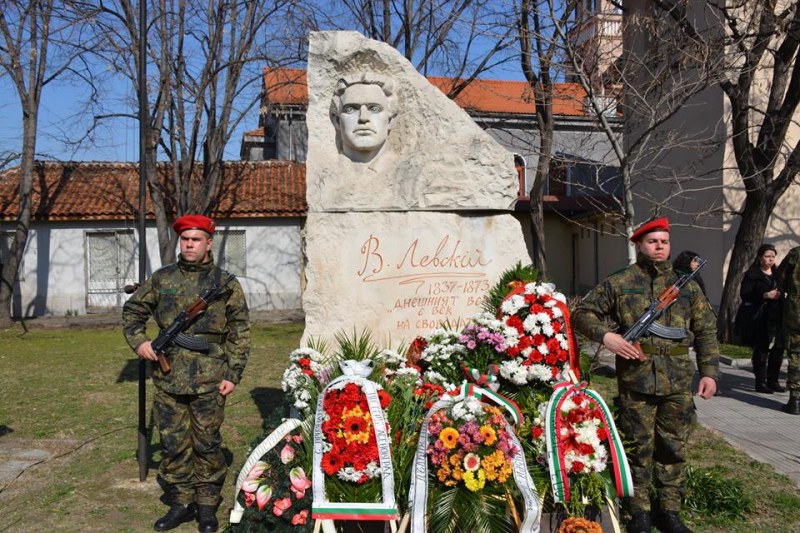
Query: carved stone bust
xmin=329 ymin=74 xmax=397 ymax=163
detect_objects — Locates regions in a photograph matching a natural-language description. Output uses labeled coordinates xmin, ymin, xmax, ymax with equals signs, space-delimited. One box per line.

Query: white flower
xmin=551 ymin=305 xmax=564 ymax=318
xmin=523 ymin=314 xmax=540 ymax=334
xmin=542 ymin=323 xmax=555 ymax=336
xmin=538 ymin=342 xmax=549 ymax=355
xmin=526 ymin=364 xmax=553 ymax=383
xmin=500 ymin=360 xmax=529 ymax=385
xmin=451 ymin=396 xmax=483 ymax=421
xmin=501 ymin=294 xmax=526 ymax=315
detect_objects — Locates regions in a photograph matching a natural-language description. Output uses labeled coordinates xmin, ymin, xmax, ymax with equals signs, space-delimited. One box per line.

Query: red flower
xmin=291 ymin=509 xmax=309 ymax=525
xmin=531 ymin=426 xmax=543 ymax=439
xmin=378 ymin=390 xmax=392 ymax=409
xmin=596 ymin=427 xmax=608 ymax=441
xmin=322 ymin=450 xmax=344 ymax=475
xmin=571 ymin=460 xmax=585 ymax=474
xmin=506 ymin=315 xmax=524 ymax=333
xmin=547 ymin=338 xmax=561 ymax=353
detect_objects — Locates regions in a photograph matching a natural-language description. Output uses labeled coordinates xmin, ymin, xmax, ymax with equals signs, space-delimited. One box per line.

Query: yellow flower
xmin=463 ymin=469 xmax=486 ymax=492
xmin=479 ymin=425 xmax=497 ymax=446
xmin=439 ymin=427 xmax=460 ymax=449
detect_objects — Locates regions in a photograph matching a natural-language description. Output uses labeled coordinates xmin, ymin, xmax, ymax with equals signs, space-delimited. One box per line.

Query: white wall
xmin=2 ymin=217 xmax=303 ymax=317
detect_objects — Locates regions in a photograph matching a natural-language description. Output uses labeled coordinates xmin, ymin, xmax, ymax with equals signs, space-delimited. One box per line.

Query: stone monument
xmin=302 ymin=31 xmax=533 ymax=347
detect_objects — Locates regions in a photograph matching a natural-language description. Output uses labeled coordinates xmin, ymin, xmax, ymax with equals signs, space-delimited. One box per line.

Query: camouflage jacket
xmin=776 ymin=246 xmax=800 ymax=340
xmin=122 ymin=255 xmax=250 ymax=395
xmin=573 ymin=257 xmax=719 ymax=395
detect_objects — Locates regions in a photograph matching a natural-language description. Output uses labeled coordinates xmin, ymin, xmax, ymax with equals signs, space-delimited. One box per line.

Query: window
xmin=212 ymin=229 xmax=246 ymax=277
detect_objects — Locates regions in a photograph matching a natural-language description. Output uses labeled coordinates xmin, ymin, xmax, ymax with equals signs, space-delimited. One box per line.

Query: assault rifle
xmin=149 ymin=274 xmax=235 ymax=374
xmin=623 ymin=256 xmax=707 ymax=360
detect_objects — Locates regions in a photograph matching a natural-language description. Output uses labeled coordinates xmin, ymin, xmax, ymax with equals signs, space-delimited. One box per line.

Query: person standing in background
xmin=739 ymin=243 xmax=785 ymax=394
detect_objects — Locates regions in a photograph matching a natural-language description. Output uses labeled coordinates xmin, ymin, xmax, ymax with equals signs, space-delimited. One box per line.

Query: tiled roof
xmin=263 ymin=68 xmax=589 ymax=116
xmin=0 ymin=160 xmax=307 ymax=221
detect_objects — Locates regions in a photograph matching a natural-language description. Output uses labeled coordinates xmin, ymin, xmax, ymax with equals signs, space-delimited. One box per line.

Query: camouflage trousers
xmin=617 ymin=388 xmax=696 ymax=513
xmin=786 ymin=351 xmax=800 ymax=393
xmin=154 ymin=387 xmax=227 ymax=506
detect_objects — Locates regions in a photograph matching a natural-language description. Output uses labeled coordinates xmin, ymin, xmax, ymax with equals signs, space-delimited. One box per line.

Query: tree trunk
xmin=717 ymin=194 xmax=773 ymax=342
xmin=0 ymin=108 xmax=37 ymax=328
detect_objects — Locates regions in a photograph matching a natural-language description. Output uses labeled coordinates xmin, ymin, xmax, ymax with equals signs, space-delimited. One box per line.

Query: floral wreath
xmin=497 ymin=281 xmax=579 ymax=385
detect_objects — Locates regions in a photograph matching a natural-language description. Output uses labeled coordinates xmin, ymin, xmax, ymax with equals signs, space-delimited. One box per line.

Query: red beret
xmin=172 ymin=214 xmax=216 ymax=235
xmin=629 ymin=217 xmax=670 ymax=242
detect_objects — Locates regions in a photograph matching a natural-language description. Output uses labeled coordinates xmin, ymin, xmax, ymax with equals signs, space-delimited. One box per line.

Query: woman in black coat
xmin=739 ymin=243 xmax=785 ymax=393
xmin=673 ymin=250 xmax=707 ymax=295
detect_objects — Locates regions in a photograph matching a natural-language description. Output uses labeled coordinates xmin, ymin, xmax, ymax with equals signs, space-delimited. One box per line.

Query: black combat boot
xmin=154 ymin=503 xmax=196 ymax=531
xmin=626 ymin=511 xmax=652 ymax=533
xmin=783 ymin=393 xmax=800 ymax=415
xmin=197 ymin=505 xmax=219 ymax=533
xmin=653 ymin=510 xmax=692 ymax=533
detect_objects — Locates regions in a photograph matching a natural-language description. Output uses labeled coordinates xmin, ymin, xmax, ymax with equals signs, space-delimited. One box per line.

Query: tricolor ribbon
xmin=461 ymin=363 xmax=500 ymax=391
xmin=408 ymin=385 xmax=541 ymax=533
xmin=311 ymin=360 xmax=399 ymax=522
xmin=544 ymin=381 xmax=633 ymax=503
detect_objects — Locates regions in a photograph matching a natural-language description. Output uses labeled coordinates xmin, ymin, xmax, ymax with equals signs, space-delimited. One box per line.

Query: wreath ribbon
xmin=408 ymin=385 xmax=541 ymax=533
xmin=311 ymin=359 xmax=399 ymax=521
xmin=544 ymin=381 xmax=633 ymax=503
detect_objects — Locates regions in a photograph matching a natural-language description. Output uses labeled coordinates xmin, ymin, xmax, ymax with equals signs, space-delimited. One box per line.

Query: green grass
xmin=719 ymin=343 xmax=753 ymax=359
xmin=0 ymin=322 xmax=798 ymax=532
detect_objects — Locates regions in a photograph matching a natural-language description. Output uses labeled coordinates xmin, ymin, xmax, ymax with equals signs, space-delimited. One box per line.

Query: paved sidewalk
xmin=694 ymin=360 xmax=800 ymax=487
xmin=594 ymin=348 xmax=800 ymax=488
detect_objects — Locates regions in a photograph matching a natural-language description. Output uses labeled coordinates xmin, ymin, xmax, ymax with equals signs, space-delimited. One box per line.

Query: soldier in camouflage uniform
xmin=573 ymin=218 xmax=719 ymax=533
xmin=123 ymin=215 xmax=250 ymax=533
xmin=776 ymin=245 xmax=800 ymax=414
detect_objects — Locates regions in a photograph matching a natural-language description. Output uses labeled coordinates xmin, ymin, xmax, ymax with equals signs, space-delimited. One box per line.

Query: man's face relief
xmin=337 ymin=83 xmax=392 ymax=162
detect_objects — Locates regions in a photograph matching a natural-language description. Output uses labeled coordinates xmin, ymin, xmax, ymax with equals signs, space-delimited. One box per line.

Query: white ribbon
xmin=229 ymin=418 xmax=303 ymax=524
xmin=408 ymin=386 xmax=541 ymax=532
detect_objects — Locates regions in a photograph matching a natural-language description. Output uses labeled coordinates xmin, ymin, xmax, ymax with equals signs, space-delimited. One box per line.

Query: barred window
xmin=212 ymin=229 xmax=246 ymax=277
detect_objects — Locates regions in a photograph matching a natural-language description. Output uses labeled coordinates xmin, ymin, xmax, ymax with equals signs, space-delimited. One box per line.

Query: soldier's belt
xmin=639 ymin=344 xmax=689 ymax=356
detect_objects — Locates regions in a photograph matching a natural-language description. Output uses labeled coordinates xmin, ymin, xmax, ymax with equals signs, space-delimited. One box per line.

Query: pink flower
xmin=291 ymin=509 xmax=309 ymax=525
xmin=256 ymin=485 xmax=273 ymax=511
xmin=280 ymin=444 xmax=296 ymax=464
xmin=242 ymin=460 xmax=267 ymax=492
xmin=243 ymin=491 xmax=255 ymax=507
xmin=290 ymin=467 xmax=312 ymax=498
xmin=273 ymin=497 xmax=292 ymax=516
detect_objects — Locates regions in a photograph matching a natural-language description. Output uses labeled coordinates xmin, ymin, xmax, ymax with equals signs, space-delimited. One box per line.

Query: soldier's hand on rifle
xmin=603 ymin=332 xmax=642 ymax=360
xmin=135 ymin=340 xmax=159 ymax=362
xmin=219 ymin=380 xmax=235 ymax=396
